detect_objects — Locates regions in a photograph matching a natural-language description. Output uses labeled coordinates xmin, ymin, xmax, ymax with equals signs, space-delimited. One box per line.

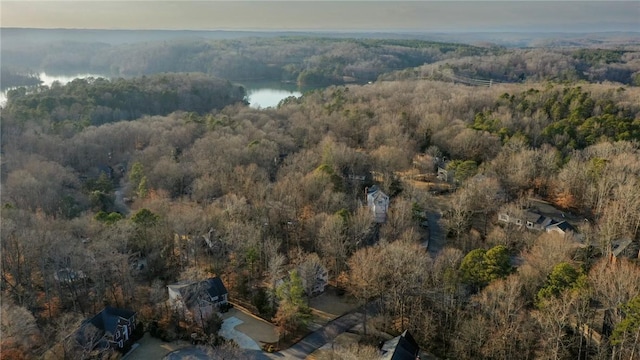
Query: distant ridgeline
xmin=381 ymin=48 xmax=640 ymax=86
xmin=2 ymin=73 xmax=246 ymax=127
xmin=1 ymin=36 xmax=489 ymax=87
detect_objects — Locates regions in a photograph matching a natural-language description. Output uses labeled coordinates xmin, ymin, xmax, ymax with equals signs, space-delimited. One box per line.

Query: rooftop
xmin=88 ymin=306 xmax=136 ymax=335
xmin=380 ymin=330 xmax=420 ymax=360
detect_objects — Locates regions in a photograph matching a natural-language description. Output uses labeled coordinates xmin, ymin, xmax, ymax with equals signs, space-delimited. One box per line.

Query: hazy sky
xmin=2 ymin=1 xmax=638 ymax=32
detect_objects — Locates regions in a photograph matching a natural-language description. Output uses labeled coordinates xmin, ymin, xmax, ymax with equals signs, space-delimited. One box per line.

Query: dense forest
xmin=382 ymin=47 xmax=640 ymax=85
xmin=1 ymin=34 xmax=640 ymax=360
xmin=3 ymin=73 xmax=246 ymax=127
xmin=4 ymin=34 xmax=640 ymax=87
xmin=1 ymin=37 xmax=488 ymax=86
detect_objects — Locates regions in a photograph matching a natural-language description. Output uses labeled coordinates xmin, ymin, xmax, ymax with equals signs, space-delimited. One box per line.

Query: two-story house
xmin=167 ymin=276 xmax=229 ymax=324
xmin=366 ymin=185 xmax=389 ymax=223
xmin=77 ymin=307 xmax=137 ymax=351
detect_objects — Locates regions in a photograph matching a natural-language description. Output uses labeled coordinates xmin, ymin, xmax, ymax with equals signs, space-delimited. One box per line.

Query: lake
xmin=1 ymin=75 xmax=304 ymax=109
xmin=242 ymin=80 xmax=303 ymax=109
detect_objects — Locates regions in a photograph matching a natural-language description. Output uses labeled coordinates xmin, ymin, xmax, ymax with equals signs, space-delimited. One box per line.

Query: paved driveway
xmin=427 ymin=212 xmax=445 ymax=255
xmin=164 ymin=347 xmax=272 ymax=360
xmin=220 ymin=316 xmax=262 ymax=350
xmin=163 ymin=347 xmax=210 ymax=360
xmin=274 ymin=311 xmax=363 ymax=359
xmin=141 ymin=306 xmax=368 ymax=360
xmin=124 ymin=333 xmax=190 ymax=360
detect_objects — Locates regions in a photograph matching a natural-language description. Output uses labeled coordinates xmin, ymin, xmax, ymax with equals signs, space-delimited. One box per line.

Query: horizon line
xmin=3 ymin=27 xmax=640 ymax=35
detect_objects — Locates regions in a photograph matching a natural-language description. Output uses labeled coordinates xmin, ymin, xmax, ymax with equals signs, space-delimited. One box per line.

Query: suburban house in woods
xmin=498 ymin=210 xmax=576 ymax=237
xmin=168 ymin=276 xmax=229 ymax=323
xmin=53 ymin=267 xmax=86 ymax=283
xmin=379 ymin=329 xmax=421 ymax=360
xmin=545 ymin=219 xmax=577 ymax=236
xmin=299 ymin=263 xmax=329 ymax=296
xmin=610 ymin=238 xmax=640 ymax=260
xmin=366 ymin=185 xmax=389 ymax=223
xmin=437 ymin=166 xmax=455 ymax=183
xmin=77 ymin=307 xmax=137 ymax=351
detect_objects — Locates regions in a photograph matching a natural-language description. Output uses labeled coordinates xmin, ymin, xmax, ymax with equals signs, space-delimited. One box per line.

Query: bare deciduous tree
xmin=532 ymin=291 xmax=578 ymax=360
xmin=297 ymin=252 xmax=328 ymax=302
xmin=347 ymin=245 xmax=385 ymax=335
xmin=518 ymin=233 xmax=577 ymax=300
xmin=265 ymin=238 xmax=286 ymax=310
xmin=1 ymin=300 xmax=44 ymax=358
xmin=318 ymin=214 xmax=349 ymax=277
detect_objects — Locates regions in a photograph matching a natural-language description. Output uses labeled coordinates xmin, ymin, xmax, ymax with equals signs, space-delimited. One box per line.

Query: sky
xmin=1 ymin=1 xmax=638 ymax=32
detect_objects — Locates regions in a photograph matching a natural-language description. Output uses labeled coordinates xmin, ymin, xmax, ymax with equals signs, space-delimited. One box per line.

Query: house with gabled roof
xmin=366 ymin=185 xmax=389 ymax=223
xmin=524 ymin=212 xmax=554 ymax=231
xmin=499 ymin=208 xmax=577 ymax=237
xmin=77 ymin=307 xmax=137 ymax=352
xmin=53 ymin=267 xmax=87 ymax=283
xmin=545 ymin=220 xmax=577 ymax=236
xmin=168 ymin=276 xmax=229 ymax=324
xmin=609 ymin=238 xmax=639 ymax=261
xmin=380 ymin=329 xmax=421 ymax=360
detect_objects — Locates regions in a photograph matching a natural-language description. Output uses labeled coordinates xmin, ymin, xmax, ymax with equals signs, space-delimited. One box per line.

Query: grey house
xmin=498 ymin=210 xmax=576 ymax=236
xmin=168 ymin=276 xmax=229 ymax=323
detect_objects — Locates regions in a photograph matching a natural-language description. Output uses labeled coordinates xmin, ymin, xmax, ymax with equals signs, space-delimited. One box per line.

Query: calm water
xmin=1 ymin=75 xmax=303 ymax=109
xmin=243 ymin=81 xmax=302 ymax=109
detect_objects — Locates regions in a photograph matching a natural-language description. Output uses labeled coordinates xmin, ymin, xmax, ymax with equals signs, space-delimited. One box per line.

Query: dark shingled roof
xmin=381 ymin=330 xmax=420 ymax=360
xmin=203 ymin=276 xmax=228 ymax=299
xmin=88 ymin=307 xmax=136 ymax=335
xmin=169 ymin=277 xmax=228 ymax=309
xmin=550 ymin=220 xmax=575 ymax=232
xmin=76 ymin=307 xmax=136 ymax=349
xmin=367 ymin=185 xmax=380 ymax=194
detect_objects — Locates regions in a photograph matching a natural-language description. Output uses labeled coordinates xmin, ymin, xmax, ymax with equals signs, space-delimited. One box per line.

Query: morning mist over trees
xmin=1 ymin=1 xmax=639 ymax=359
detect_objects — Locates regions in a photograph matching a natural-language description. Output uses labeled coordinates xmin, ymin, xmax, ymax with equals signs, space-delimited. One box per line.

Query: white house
xmin=366 ymin=185 xmax=389 ymax=223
